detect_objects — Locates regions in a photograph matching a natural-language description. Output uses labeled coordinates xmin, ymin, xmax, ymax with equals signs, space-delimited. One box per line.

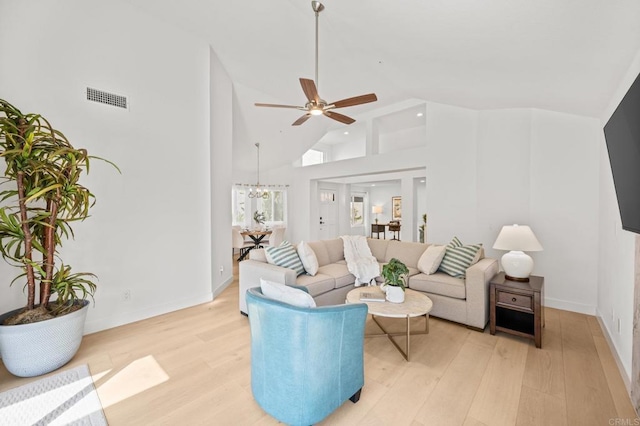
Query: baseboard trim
xmin=213 ymin=276 xmax=233 ymax=298
xmin=545 ymin=297 xmax=596 ymax=315
xmin=596 ymin=313 xmax=632 ymax=393
xmin=84 ymin=292 xmax=214 ymax=334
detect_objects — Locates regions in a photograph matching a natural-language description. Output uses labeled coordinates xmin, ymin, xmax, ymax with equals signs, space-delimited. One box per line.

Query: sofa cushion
xmin=297 ymin=241 xmax=319 ymax=276
xmin=366 ymin=238 xmax=389 ymax=262
xmin=261 ymin=278 xmax=317 ymax=307
xmin=384 ymin=240 xmax=428 ymax=269
xmin=417 ymin=245 xmax=446 ymax=274
xmin=295 ymin=273 xmax=336 ymax=297
xmin=324 ymin=238 xmax=345 ymax=264
xmin=265 ymin=241 xmax=306 ymax=276
xmin=438 ymin=237 xmax=482 ymax=278
xmin=317 ymin=263 xmax=355 ymax=289
xmin=307 ymin=240 xmax=331 ymax=267
xmin=249 ymin=248 xmax=267 ymax=262
xmin=409 ymin=273 xmax=466 ymax=300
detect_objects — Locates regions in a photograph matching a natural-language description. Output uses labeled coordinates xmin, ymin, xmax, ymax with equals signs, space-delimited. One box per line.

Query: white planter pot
xmin=386 ymin=286 xmax=405 ymax=303
xmin=0 ymin=301 xmax=89 ymax=377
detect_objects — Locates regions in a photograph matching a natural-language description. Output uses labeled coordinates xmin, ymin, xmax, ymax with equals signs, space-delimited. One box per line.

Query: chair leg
xmin=349 ymin=388 xmax=362 ymax=403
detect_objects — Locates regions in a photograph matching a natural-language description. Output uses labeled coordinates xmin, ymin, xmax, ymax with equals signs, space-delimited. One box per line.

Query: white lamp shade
xmin=372 ymin=205 xmax=383 ymax=214
xmin=492 ymin=225 xmax=543 ymax=252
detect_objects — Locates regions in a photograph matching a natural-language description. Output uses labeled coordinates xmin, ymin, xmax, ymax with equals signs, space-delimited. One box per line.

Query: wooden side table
xmin=371 ymin=223 xmax=386 ymax=239
xmin=490 ymin=272 xmax=544 ymax=348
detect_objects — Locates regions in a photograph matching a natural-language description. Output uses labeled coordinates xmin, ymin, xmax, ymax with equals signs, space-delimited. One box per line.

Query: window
xmin=232 ymin=187 xmax=246 ymax=226
xmin=350 ymin=195 xmax=365 ymax=226
xmin=257 ymin=190 xmax=287 ymax=223
xmin=302 ymin=149 xmax=324 ymax=166
xmin=233 ymin=186 xmax=287 ymax=227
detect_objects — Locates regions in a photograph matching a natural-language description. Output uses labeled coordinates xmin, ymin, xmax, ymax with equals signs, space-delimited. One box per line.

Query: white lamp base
xmin=501 ymin=250 xmax=533 ymax=282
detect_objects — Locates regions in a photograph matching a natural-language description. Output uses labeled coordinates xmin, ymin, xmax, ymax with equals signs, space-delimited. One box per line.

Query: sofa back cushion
xmin=367 ymin=238 xmax=389 ymax=262
xmin=307 ymin=240 xmax=331 ymax=267
xmin=385 ymin=240 xmax=428 ymax=269
xmin=324 ymin=238 xmax=345 ymax=264
xmin=250 ymin=248 xmax=268 ymax=262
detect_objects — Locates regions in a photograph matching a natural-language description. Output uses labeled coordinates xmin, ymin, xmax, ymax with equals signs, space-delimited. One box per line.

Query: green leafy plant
xmin=0 ymin=99 xmax=118 ymax=324
xmin=419 ymin=213 xmax=427 ymax=243
xmin=381 ymin=258 xmax=409 ymax=290
xmin=253 ymin=210 xmax=265 ymax=225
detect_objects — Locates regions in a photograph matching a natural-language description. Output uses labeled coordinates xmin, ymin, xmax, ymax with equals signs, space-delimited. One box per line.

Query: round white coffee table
xmin=346 ymin=287 xmax=433 ymax=361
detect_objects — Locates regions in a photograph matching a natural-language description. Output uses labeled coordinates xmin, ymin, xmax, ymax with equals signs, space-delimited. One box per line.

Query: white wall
xmin=211 ymin=49 xmax=235 ymax=296
xmin=0 ymin=0 xmax=213 ymax=333
xmin=598 ymin=132 xmax=635 ymax=380
xmin=596 ymin=48 xmax=640 ymax=382
xmin=369 ymin=184 xmax=401 ymax=226
xmin=424 ymin=102 xmax=479 ymax=244
xmin=529 ymin=110 xmax=600 ymax=313
xmin=332 ymin=139 xmax=366 ymax=161
xmin=379 ymin=126 xmax=425 ymax=154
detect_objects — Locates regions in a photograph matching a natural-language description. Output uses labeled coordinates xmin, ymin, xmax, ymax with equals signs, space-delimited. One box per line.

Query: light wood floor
xmin=1 ymin=259 xmax=638 ymax=425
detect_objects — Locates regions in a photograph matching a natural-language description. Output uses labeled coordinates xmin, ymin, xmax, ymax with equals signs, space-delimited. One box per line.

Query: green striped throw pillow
xmin=265 ymin=241 xmax=306 ymax=276
xmin=438 ymin=237 xmax=482 ymax=278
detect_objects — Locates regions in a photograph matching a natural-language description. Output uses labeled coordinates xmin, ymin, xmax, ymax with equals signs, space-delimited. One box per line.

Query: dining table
xmin=239 ymin=229 xmax=272 ymax=261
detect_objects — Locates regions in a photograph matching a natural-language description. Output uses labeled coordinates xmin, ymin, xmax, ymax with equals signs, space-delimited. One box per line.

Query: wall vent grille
xmin=86 ymin=87 xmax=127 ymax=109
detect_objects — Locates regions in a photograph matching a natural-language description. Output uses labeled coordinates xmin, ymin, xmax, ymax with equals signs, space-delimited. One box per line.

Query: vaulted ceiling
xmin=123 ymin=0 xmax=640 ymax=174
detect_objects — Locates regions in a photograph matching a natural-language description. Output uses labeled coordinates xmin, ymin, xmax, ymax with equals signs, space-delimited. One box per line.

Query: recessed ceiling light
xmin=344 ymin=131 xmax=349 ymax=135
xmin=371 ymin=184 xmax=376 ymax=187
xmin=420 ymin=180 xmax=425 ymax=183
xmin=417 ymin=112 xmax=424 ymax=117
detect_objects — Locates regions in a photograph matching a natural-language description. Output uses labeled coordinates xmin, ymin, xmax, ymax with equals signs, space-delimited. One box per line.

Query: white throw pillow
xmin=297 ymin=241 xmax=319 ymax=276
xmin=417 ymin=245 xmax=447 ymax=275
xmin=260 ymin=278 xmax=316 ymax=308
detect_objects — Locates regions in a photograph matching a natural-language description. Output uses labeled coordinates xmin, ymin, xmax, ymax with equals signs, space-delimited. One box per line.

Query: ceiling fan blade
xmin=299 ymin=78 xmax=320 ymax=103
xmin=330 ymin=93 xmax=378 ymax=109
xmin=324 ymin=111 xmax=355 ymax=125
xmin=255 ymin=103 xmax=302 ymax=109
xmin=292 ymin=114 xmax=311 ymax=126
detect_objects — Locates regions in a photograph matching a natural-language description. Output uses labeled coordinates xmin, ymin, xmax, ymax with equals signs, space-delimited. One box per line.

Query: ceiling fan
xmin=255 ymin=1 xmax=377 ymax=126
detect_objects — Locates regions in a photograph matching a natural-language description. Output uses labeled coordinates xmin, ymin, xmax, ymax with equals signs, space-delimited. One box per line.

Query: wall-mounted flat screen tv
xmin=604 ymin=71 xmax=640 ymax=234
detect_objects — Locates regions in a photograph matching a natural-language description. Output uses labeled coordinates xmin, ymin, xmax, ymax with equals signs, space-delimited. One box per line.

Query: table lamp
xmin=372 ymin=205 xmax=383 ymax=224
xmin=492 ymin=224 xmax=543 ymax=282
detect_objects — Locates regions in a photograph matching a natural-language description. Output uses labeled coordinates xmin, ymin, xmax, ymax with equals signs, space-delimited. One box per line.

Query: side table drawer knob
xmin=512 ymin=297 xmax=517 ymax=302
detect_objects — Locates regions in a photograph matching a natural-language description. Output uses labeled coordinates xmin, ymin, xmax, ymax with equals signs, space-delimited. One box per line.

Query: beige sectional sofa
xmin=239 ymin=237 xmax=499 ymax=329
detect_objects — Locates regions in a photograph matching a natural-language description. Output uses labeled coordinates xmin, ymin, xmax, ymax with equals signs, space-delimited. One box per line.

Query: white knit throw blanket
xmin=341 ymin=235 xmax=380 ymax=286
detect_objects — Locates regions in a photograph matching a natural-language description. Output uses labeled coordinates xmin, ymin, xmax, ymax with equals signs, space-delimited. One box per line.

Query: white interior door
xmin=318 ymin=188 xmax=338 ymax=240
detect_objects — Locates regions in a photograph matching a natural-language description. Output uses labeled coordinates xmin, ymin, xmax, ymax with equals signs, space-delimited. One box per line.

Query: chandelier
xmin=249 ymin=143 xmax=268 ymax=199
xmin=236 ymin=143 xmax=288 ymax=199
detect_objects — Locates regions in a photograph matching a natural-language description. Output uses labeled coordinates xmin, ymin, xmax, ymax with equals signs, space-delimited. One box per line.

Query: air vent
xmin=86 ymin=87 xmax=127 ymax=109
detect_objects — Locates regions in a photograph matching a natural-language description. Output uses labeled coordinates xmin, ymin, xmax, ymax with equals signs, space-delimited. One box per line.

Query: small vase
xmin=386 ymin=286 xmax=405 ymax=303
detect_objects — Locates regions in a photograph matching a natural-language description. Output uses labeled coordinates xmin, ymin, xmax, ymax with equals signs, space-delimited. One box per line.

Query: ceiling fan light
xmin=310 ymin=108 xmax=323 ymax=116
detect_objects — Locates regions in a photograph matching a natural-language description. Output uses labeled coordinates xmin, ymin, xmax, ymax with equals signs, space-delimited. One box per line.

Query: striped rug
xmin=0 ymin=364 xmax=107 ymax=425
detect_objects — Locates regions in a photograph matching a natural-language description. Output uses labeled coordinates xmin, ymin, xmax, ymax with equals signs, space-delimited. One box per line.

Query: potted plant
xmin=381 ymin=258 xmax=409 ymax=303
xmin=253 ymin=210 xmax=265 ymax=229
xmin=419 ymin=213 xmax=427 ymax=243
xmin=0 ymin=99 xmax=117 ymax=377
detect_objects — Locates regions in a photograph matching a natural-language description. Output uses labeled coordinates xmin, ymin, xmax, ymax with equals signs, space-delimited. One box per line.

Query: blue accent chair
xmin=246 ymin=287 xmax=368 ymax=426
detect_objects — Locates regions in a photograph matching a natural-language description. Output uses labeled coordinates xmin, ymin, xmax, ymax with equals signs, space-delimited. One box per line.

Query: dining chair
xmin=388 ymin=222 xmax=401 ymax=241
xmin=267 ymin=226 xmax=286 ymax=247
xmin=232 ymin=227 xmax=253 ymax=261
